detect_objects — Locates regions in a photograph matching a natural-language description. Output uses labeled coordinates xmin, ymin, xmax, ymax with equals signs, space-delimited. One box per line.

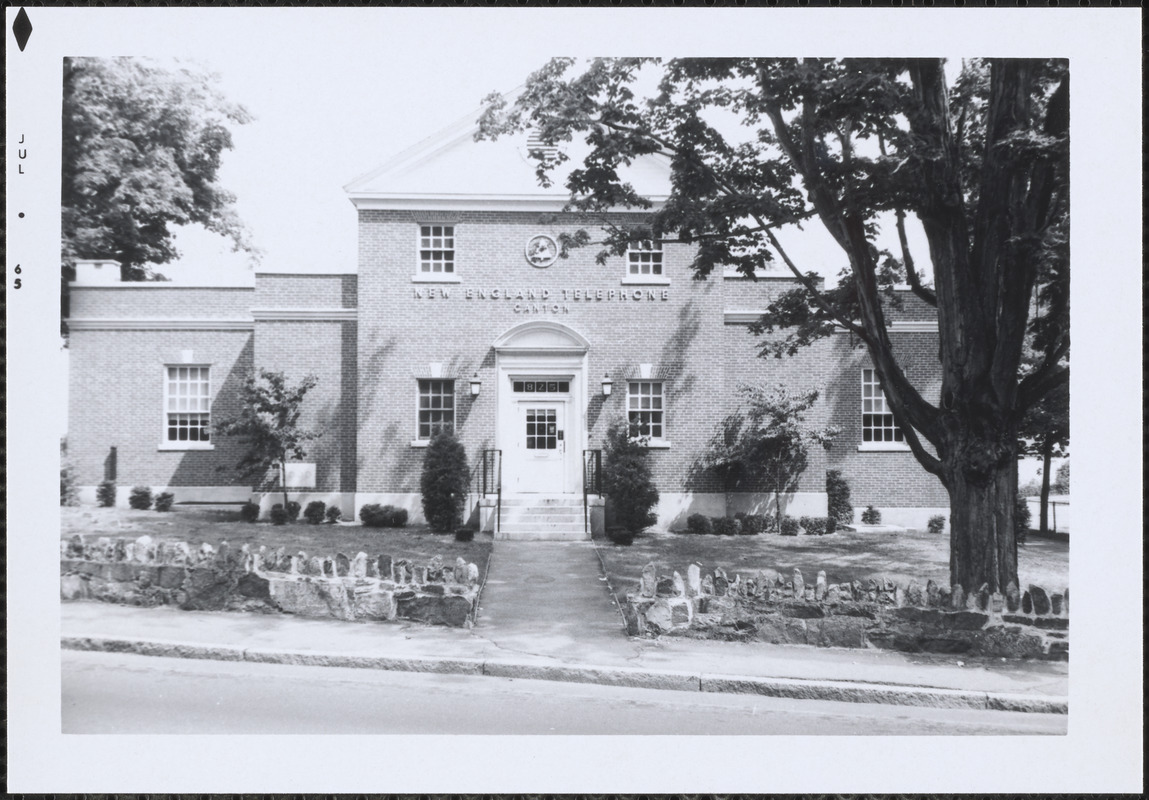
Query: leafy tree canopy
xmin=62 ymin=56 xmax=258 ymax=281
xmin=480 ymin=57 xmax=1069 ymax=593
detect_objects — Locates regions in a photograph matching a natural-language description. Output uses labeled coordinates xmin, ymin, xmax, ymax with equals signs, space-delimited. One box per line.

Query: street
xmin=62 ymin=650 xmax=1066 ymax=735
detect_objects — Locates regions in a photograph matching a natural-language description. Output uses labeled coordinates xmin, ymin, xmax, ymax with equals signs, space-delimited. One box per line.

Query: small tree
xmin=602 ymin=419 xmax=660 ymax=536
xmin=420 ymin=430 xmax=470 ymax=532
xmin=214 ymin=369 xmax=321 ymax=512
xmin=706 ymin=385 xmax=839 ymax=531
xmin=1054 ymin=461 xmax=1069 ymax=494
xmin=1018 ymin=380 xmax=1068 ymax=535
xmin=826 ymin=470 xmax=854 ymax=527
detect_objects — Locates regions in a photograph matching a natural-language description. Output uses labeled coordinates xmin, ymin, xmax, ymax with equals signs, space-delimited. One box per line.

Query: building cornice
xmin=67 ymin=318 xmax=254 ymax=331
xmin=69 ymin=284 xmax=254 ymax=291
xmin=349 ymin=194 xmax=668 ymax=213
xmin=250 ymin=308 xmax=358 ymax=322
xmin=723 ymin=310 xmax=938 ymax=333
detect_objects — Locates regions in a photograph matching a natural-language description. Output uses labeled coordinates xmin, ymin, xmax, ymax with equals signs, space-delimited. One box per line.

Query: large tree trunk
xmin=1039 ymin=441 xmax=1053 ymax=534
xmin=943 ymin=429 xmax=1019 ymax=595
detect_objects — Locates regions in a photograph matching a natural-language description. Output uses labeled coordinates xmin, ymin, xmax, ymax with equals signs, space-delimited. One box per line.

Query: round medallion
xmin=525 ymin=234 xmax=559 ymax=268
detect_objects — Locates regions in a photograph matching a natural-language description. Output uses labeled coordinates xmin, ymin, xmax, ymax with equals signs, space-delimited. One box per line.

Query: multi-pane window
xmin=627 ymin=381 xmax=664 ymax=439
xmin=861 ymin=368 xmax=904 ymax=443
xmin=512 ymin=380 xmax=570 ymax=394
xmin=525 ymin=408 xmax=558 ymax=450
xmin=627 ymin=240 xmax=663 ymax=276
xmin=165 ymin=366 xmax=211 ymax=443
xmin=418 ymin=379 xmax=455 ymax=439
xmin=419 ymin=225 xmax=455 ymax=273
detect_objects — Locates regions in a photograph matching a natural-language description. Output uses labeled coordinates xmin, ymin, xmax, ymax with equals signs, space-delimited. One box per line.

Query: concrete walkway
xmin=60 ymin=539 xmax=1069 ymax=714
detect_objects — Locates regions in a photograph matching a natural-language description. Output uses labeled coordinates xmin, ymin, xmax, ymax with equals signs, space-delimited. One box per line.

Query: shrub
xmin=270 ymin=504 xmax=288 ymax=525
xmin=826 ymin=470 xmax=853 ymax=526
xmin=927 ymin=514 xmax=946 ymax=534
xmin=420 ymin=430 xmax=470 ymax=532
xmin=154 ymin=492 xmax=174 ymax=512
xmin=861 ymin=505 xmax=882 ymax=525
xmin=97 ymin=480 xmax=116 ymax=508
xmin=740 ymin=514 xmax=768 ymax=535
xmin=360 ymin=503 xmax=408 ymax=528
xmin=799 ymin=515 xmax=832 ymax=536
xmin=1053 ymin=461 xmax=1069 ymax=494
xmin=712 ymin=516 xmax=742 ymax=536
xmin=779 ymin=516 xmax=799 ymax=536
xmin=686 ymin=513 xmax=713 ymax=535
xmin=303 ymin=500 xmax=327 ymax=524
xmin=240 ymin=502 xmax=261 ymax=523
xmin=602 ymin=420 xmax=660 ymax=534
xmin=286 ymin=500 xmax=301 ymax=521
xmin=128 ymin=485 xmax=154 ymax=510
xmin=1015 ymin=495 xmax=1031 ymax=544
xmin=60 ymin=447 xmax=80 ymax=507
xmin=325 ymin=506 xmax=343 ymax=524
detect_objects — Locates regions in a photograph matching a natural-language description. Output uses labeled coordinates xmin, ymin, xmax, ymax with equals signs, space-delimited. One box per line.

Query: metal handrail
xmin=478 ymin=449 xmax=502 ymax=534
xmin=583 ymin=449 xmax=602 ymax=534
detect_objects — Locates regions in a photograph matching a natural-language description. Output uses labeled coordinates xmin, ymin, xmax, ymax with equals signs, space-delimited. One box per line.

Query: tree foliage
xmin=62 ymin=57 xmax=257 ymax=283
xmin=214 ymin=369 xmax=321 ymax=510
xmin=481 ymin=57 xmax=1069 ymax=593
xmin=420 ymin=430 xmax=470 ymax=532
xmin=700 ymin=385 xmax=839 ymax=529
xmin=602 ymin=420 xmax=660 ymax=535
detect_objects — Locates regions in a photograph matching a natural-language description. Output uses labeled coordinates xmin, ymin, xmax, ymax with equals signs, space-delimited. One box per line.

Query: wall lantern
xmin=469 ymin=373 xmax=482 ymax=397
xmin=601 ymin=373 xmax=613 ymax=396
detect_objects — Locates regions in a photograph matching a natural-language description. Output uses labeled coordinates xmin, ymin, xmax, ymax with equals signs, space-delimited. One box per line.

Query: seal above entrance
xmin=493 ymin=320 xmax=590 ymax=355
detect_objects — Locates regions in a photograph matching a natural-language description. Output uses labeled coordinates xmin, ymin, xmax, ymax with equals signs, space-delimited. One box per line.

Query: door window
xmin=525 ymin=408 xmax=558 ymax=450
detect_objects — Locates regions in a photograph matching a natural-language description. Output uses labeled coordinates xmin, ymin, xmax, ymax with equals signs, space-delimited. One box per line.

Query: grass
xmin=594 ymin=528 xmax=1069 ymax=608
xmin=61 ymin=506 xmax=493 ymax=566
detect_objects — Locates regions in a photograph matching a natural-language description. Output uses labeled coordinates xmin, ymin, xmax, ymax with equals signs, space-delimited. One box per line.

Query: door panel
xmin=516 ymin=402 xmax=565 ymax=493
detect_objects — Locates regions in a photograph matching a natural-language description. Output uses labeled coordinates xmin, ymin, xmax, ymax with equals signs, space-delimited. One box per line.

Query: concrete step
xmin=495 ymin=527 xmax=590 ymax=542
xmin=499 ymin=495 xmax=584 ymax=507
xmin=501 ymin=507 xmax=584 ymax=518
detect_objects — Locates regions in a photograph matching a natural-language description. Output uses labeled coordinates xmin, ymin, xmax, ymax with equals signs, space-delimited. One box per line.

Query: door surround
xmin=493 ymin=321 xmax=589 ymax=495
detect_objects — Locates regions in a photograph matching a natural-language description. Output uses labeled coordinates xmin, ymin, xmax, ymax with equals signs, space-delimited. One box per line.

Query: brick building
xmin=66 ymin=106 xmax=948 ymax=536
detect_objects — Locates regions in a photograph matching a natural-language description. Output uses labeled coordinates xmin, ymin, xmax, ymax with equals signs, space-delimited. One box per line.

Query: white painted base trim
xmin=851 ymin=506 xmax=952 ymax=532
xmin=78 ymin=485 xmax=252 ymax=507
xmin=251 ymin=491 xmax=355 ymax=520
xmin=652 ymin=492 xmax=829 ymax=531
xmin=352 ymin=492 xmax=426 ymax=525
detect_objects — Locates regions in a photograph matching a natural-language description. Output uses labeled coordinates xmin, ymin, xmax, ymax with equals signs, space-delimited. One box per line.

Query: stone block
xmin=813 ymin=616 xmax=866 ymax=649
xmin=1050 ymin=593 xmax=1063 ymax=615
xmin=215 ymin=541 xmax=231 ymax=566
xmin=181 ymin=564 xmax=240 ymax=611
xmin=760 ymin=568 xmax=781 ymax=587
xmin=1021 ymin=591 xmax=1033 ymax=614
xmin=392 ymin=561 xmax=407 ymax=584
xmin=950 ymin=585 xmax=965 ymax=610
xmin=970 ymin=626 xmax=1045 ymax=659
xmin=672 ymin=571 xmax=685 ymax=597
xmin=701 ymin=574 xmax=715 ymax=595
xmin=413 ymin=566 xmax=428 ymax=584
xmin=1005 ymin=581 xmax=1020 ymax=612
xmin=305 ymin=557 xmax=323 ymax=576
xmin=396 ymin=594 xmax=472 ymax=627
xmin=1032 ymin=616 xmax=1069 ymax=631
xmin=686 ymin=564 xmax=701 ymax=597
xmin=825 ymin=585 xmax=842 ymax=603
xmin=378 ymin=555 xmax=393 ymax=580
xmin=643 ymin=599 xmax=674 ymax=634
xmin=792 ymin=569 xmax=805 ymax=599
xmin=351 ymin=552 xmax=368 ymax=579
xmin=1046 ymin=641 xmax=1069 ymax=660
xmin=752 ymin=617 xmax=807 ymax=645
xmin=990 ymin=592 xmax=1004 ymax=613
xmin=669 ymin=599 xmax=692 ymax=625
xmin=269 ymin=577 xmax=354 ymax=621
xmin=1028 ymin=585 xmax=1051 ymax=615
xmin=156 ymin=565 xmax=187 ymax=590
xmin=323 ymin=557 xmax=336 ymax=578
xmin=640 ymin=562 xmax=657 ymax=597
xmin=814 ymin=571 xmax=827 ymax=601
xmin=237 ymin=571 xmax=271 ymax=601
xmin=713 ymin=575 xmax=728 ymax=597
xmin=60 ymin=573 xmax=90 ymax=600
xmin=336 ymin=553 xmax=351 ymax=577
xmin=925 ymin=579 xmax=939 ymax=606
xmin=113 ymin=539 xmax=128 ymax=562
xmin=466 ymin=563 xmax=479 ymax=585
xmin=780 ymin=602 xmax=824 ymax=619
xmin=655 ymin=576 xmax=676 ymax=597
xmin=622 ymin=602 xmax=644 ymax=636
xmin=352 ymin=587 xmax=396 ymax=620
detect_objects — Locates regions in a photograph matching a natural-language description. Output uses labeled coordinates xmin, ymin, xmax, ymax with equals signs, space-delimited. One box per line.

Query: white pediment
xmin=493 ymin=320 xmax=590 ymax=353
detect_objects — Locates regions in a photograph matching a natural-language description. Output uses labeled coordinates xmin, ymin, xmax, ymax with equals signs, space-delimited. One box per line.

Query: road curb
xmin=61 ymin=634 xmax=1067 ymax=714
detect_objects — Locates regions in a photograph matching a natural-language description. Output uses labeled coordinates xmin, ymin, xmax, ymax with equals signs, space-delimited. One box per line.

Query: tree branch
xmin=895 ymin=209 xmax=937 ymax=307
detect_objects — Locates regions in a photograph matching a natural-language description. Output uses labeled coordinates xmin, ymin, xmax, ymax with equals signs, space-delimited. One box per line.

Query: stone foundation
xmin=624 ymin=562 xmax=1068 ymax=660
xmin=60 ymin=534 xmax=482 ymax=627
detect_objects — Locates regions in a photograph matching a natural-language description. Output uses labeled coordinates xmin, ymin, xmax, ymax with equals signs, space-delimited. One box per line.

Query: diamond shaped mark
xmin=13 ymin=8 xmax=32 ymax=52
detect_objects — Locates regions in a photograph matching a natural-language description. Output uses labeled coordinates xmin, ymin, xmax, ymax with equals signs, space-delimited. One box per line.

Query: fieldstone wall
xmin=623 ymin=562 xmax=1068 ymax=660
xmin=60 ymin=534 xmax=482 ymax=627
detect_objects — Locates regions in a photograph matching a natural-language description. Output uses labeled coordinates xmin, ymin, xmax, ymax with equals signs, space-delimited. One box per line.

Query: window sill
xmin=857 ymin=442 xmax=911 ymax=452
xmin=409 ymin=440 xmax=431 ymax=448
xmin=411 ymin=274 xmax=462 ymax=284
xmin=642 ymin=440 xmax=672 ymax=450
xmin=158 ymin=442 xmax=215 ymax=451
xmin=620 ymin=276 xmax=671 ymax=286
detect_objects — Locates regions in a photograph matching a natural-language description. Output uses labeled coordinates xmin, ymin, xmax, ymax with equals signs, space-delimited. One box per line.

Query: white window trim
xmin=626 ymin=380 xmax=669 ymax=445
xmin=159 ymin=363 xmax=214 ymax=451
xmin=417 ymin=223 xmax=457 ymax=278
xmin=625 ymin=240 xmax=665 ymax=281
xmin=620 ymin=275 xmax=671 ymax=286
xmin=413 ymin=377 xmax=456 ymax=445
xmin=860 ymin=368 xmax=907 ymax=450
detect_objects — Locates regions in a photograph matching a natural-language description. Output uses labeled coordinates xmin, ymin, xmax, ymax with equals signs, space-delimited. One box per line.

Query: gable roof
xmin=344 ymin=90 xmax=672 ymax=212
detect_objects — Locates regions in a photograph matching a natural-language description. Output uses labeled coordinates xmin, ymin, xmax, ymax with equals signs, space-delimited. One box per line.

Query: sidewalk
xmin=61 ymin=541 xmax=1068 ymax=714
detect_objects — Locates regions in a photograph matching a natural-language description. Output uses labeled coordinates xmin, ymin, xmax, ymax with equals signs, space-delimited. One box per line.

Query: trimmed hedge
xmin=270 ymin=504 xmax=289 ymax=525
xmin=420 ymin=430 xmax=470 ymax=533
xmin=325 ymin=506 xmax=343 ymax=524
xmin=798 ymin=515 xmax=834 ymax=536
xmin=303 ymin=500 xmax=327 ymax=525
xmin=739 ymin=514 xmax=770 ymax=535
xmin=712 ymin=516 xmax=742 ymax=536
xmin=826 ymin=469 xmax=854 ymax=527
xmin=286 ymin=501 xmax=302 ymax=522
xmin=154 ymin=492 xmax=174 ymax=512
xmin=240 ymin=502 xmax=260 ymax=523
xmin=779 ymin=516 xmax=799 ymax=536
xmin=128 ymin=486 xmax=153 ymax=510
xmin=927 ymin=514 xmax=946 ymax=534
xmin=360 ymin=503 xmax=408 ymax=528
xmin=861 ymin=505 xmax=882 ymax=525
xmin=686 ymin=513 xmax=713 ymax=535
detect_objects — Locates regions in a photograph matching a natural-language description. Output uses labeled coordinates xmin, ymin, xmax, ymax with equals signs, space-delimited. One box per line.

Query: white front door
xmin=514 ymin=400 xmax=566 ymax=493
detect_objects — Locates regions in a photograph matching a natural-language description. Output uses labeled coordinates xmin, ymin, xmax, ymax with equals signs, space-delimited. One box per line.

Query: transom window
xmin=165 ymin=366 xmax=211 ymax=442
xmin=627 ymin=381 xmax=664 ymax=439
xmin=861 ymin=368 xmax=904 ymax=443
xmin=419 ymin=225 xmax=455 ymax=273
xmin=418 ymin=379 xmax=455 ymax=439
xmin=525 ymin=408 xmax=558 ymax=450
xmin=513 ymin=380 xmax=570 ymax=394
xmin=627 ymin=240 xmax=663 ymax=276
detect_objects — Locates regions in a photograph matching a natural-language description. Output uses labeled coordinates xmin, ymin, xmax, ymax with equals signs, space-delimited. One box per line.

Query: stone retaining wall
xmin=623 ymin=562 xmax=1068 ymax=660
xmin=60 ymin=534 xmax=482 ymax=627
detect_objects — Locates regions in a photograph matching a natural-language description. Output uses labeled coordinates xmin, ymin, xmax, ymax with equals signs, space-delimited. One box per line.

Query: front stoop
xmin=495 ymin=495 xmax=589 ymax=541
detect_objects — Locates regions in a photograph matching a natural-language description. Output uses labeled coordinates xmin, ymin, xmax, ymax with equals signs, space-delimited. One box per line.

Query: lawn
xmin=61 ymin=506 xmax=493 ymax=567
xmin=593 ymin=528 xmax=1069 ymax=608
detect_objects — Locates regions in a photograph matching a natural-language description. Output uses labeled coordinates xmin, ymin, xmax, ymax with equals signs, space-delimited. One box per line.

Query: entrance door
xmin=515 ymin=401 xmax=566 ymax=493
